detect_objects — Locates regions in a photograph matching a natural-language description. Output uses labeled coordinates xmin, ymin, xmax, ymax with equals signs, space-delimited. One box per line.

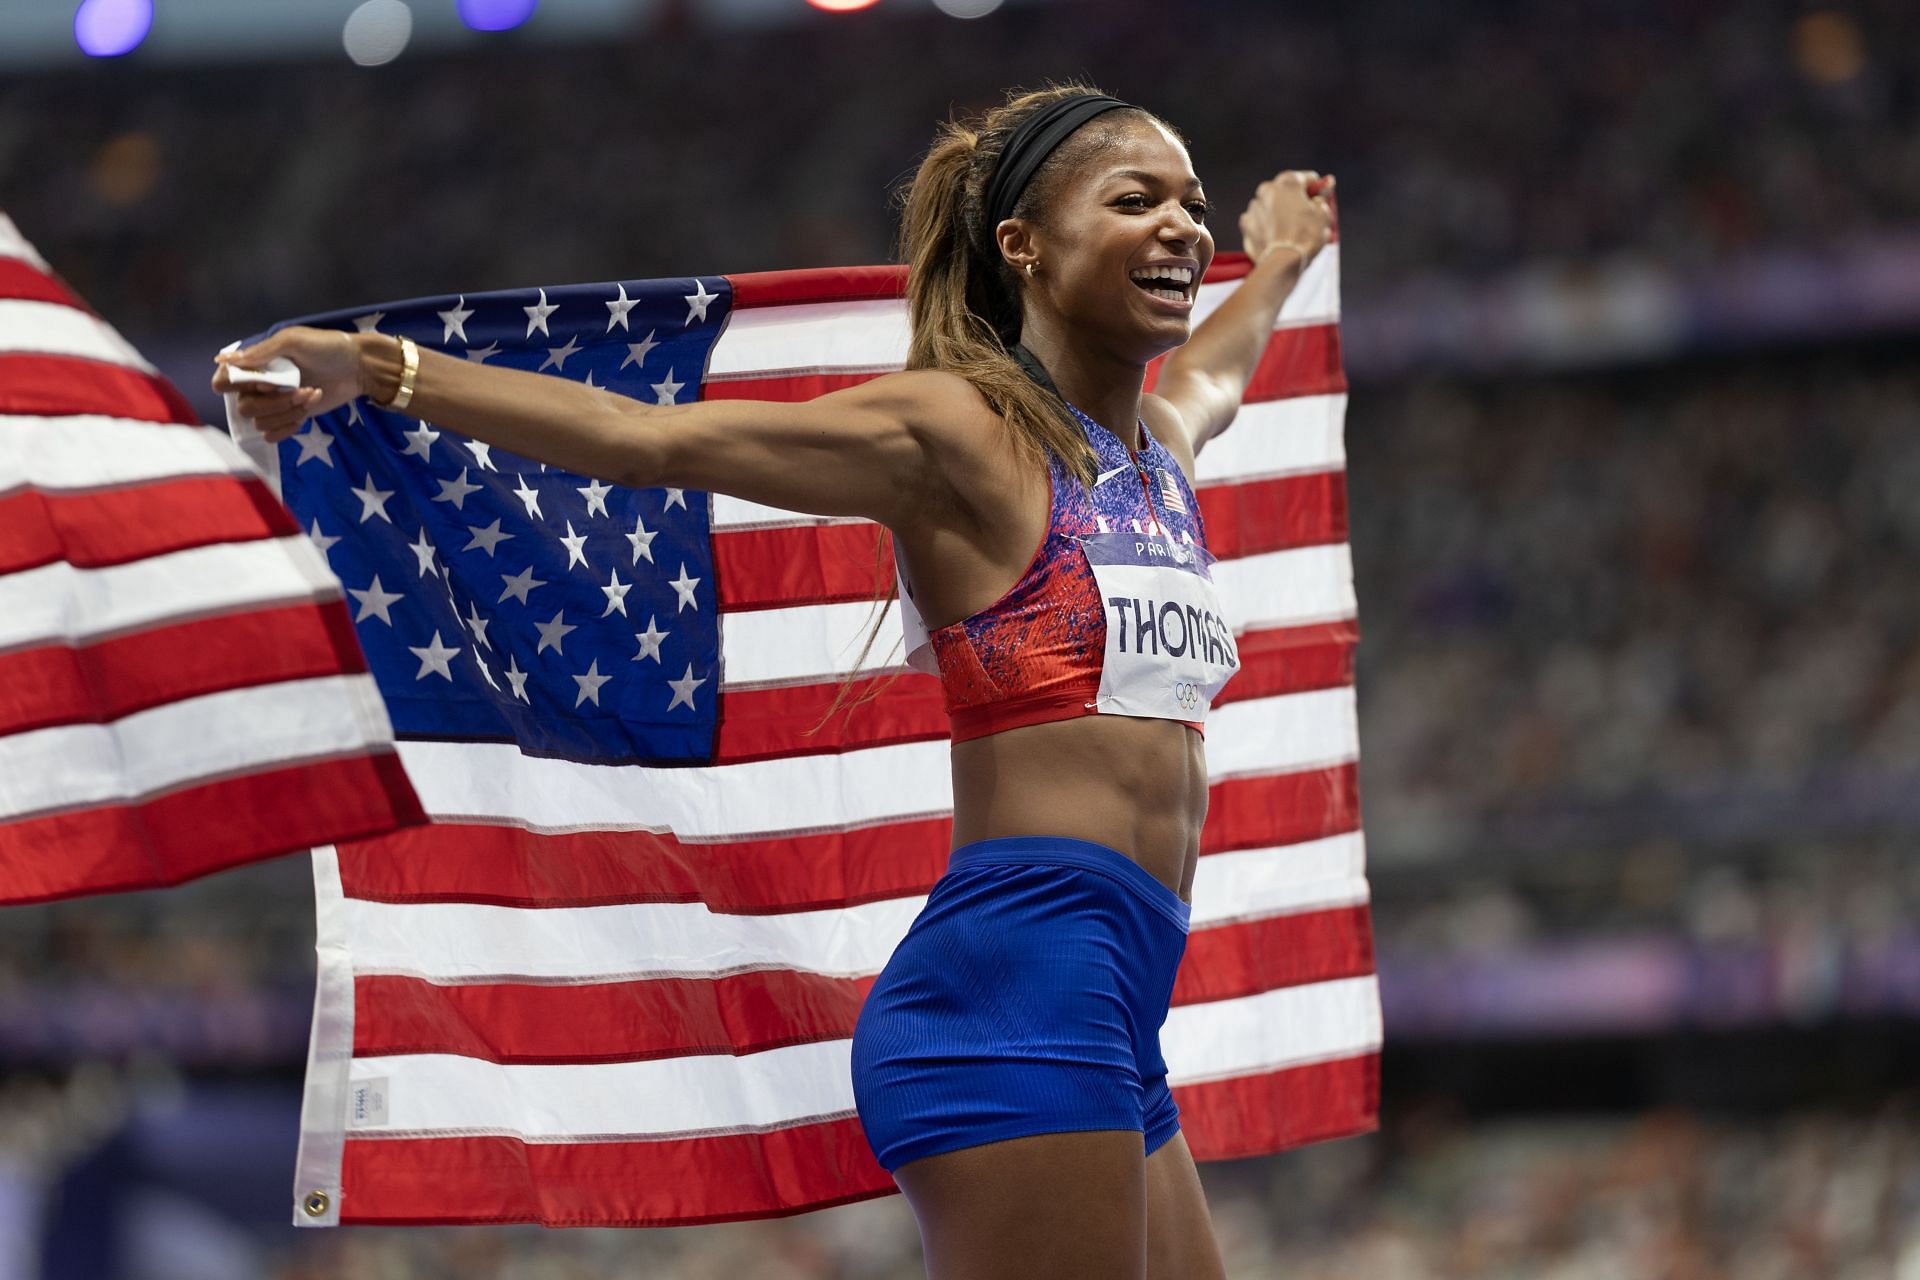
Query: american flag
xmin=0 ymin=212 xmax=421 ymax=904
xmin=237 ymin=246 xmax=1380 ymax=1228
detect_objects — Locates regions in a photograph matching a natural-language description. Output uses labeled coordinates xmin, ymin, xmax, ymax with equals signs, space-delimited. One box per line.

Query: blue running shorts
xmin=849 ymin=835 xmax=1192 ymax=1173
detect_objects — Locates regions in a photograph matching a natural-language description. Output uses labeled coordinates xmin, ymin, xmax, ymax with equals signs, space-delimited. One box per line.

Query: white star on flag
xmin=306 ymin=518 xmax=341 ymax=556
xmin=465 ymin=341 xmax=501 ymax=364
xmin=523 ymin=287 xmax=559 ymax=337
xmin=293 ymin=424 xmax=335 ymax=468
xmin=351 ymin=476 xmax=395 ymax=524
xmin=557 ymin=520 xmax=590 ymax=570
xmin=663 ymin=488 xmax=687 ymax=512
xmin=438 ymin=296 xmax=475 ymax=343
xmin=502 ymin=654 xmax=530 ymax=702
xmin=621 ymin=330 xmax=659 ymax=370
xmin=400 ymin=422 xmax=440 ymax=460
xmin=348 ymin=575 xmax=404 ymax=625
xmin=498 ymin=565 xmax=544 ymax=606
xmin=600 ymin=567 xmax=631 ymax=617
xmin=351 ymin=311 xmax=386 ymax=333
xmin=652 ymin=370 xmax=684 ymax=404
xmin=512 ymin=474 xmax=543 ymax=519
xmin=464 ymin=518 xmax=513 ymax=556
xmin=572 ymin=659 xmax=612 ymax=708
xmin=541 ymin=334 xmax=582 ymax=372
xmin=464 ymin=600 xmax=492 ymax=650
xmin=631 ymin=615 xmax=668 ymax=663
xmin=408 ymin=528 xmax=440 ymax=578
xmin=626 ymin=515 xmax=656 ymax=564
xmin=433 ymin=468 xmax=483 ymax=510
xmin=466 ymin=439 xmax=496 ymax=471
xmin=668 ymin=563 xmax=700 ymax=612
xmin=577 ymin=478 xmax=613 ymax=517
xmin=665 ymin=662 xmax=706 ymax=711
xmin=605 ymin=283 xmax=640 ymax=331
xmin=683 ymin=280 xmax=717 ymax=325
xmin=535 ymin=609 xmax=577 ymax=656
xmin=473 ymin=653 xmax=500 ymax=691
xmin=408 ymin=630 xmax=460 ymax=681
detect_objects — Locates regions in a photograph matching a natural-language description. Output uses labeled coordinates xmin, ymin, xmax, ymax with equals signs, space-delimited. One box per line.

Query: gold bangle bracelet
xmin=381 ymin=335 xmax=419 ymax=413
xmin=1261 ymin=241 xmax=1312 ymax=268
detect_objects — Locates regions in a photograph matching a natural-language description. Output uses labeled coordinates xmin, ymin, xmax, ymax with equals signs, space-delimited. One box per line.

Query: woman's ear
xmin=994 ymin=217 xmax=1040 ymax=277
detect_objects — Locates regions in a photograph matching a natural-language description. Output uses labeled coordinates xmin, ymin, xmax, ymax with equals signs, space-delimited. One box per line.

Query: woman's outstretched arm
xmin=213 ymin=330 xmax=964 ymax=528
xmin=1151 ymin=169 xmax=1335 ymax=460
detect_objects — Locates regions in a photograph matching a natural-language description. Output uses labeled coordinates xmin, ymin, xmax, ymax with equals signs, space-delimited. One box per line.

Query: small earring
xmin=1025 ymin=261 xmax=1037 ymax=277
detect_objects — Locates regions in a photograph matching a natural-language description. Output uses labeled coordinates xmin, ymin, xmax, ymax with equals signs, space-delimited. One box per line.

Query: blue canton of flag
xmin=243 ymin=277 xmax=732 ymax=764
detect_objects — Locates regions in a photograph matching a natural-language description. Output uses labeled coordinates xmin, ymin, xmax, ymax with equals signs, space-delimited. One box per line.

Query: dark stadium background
xmin=3 ymin=0 xmax=1918 ymax=1274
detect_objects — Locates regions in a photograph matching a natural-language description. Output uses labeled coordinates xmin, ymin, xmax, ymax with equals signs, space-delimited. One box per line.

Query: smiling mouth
xmin=1128 ymin=265 xmax=1195 ymax=303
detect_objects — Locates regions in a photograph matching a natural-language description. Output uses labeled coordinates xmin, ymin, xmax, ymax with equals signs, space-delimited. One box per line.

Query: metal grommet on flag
xmin=302 ymin=1190 xmax=331 ymax=1218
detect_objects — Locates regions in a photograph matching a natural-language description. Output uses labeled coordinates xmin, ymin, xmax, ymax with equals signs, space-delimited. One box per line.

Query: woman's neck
xmin=1015 ymin=322 xmax=1147 ymax=450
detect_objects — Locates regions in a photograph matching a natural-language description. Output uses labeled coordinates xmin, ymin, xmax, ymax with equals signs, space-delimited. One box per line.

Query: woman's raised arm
xmin=1151 ymin=170 xmax=1335 ymax=459
xmin=213 ymin=329 xmax=956 ymax=529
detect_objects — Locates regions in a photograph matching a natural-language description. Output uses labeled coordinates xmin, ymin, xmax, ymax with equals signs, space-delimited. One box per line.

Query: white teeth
xmin=1129 ymin=265 xmax=1194 ymax=284
xmin=1147 ymin=287 xmax=1186 ymax=302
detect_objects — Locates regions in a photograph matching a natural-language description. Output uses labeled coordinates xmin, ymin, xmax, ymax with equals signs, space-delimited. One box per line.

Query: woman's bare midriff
xmin=948 ymin=712 xmax=1209 ymax=902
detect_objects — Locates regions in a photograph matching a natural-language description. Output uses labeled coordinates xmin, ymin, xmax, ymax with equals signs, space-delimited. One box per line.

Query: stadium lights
xmin=806 ymin=0 xmax=883 ymax=11
xmin=457 ymin=0 xmax=539 ymax=32
xmin=73 ymin=0 xmax=153 ymax=57
xmin=933 ymin=0 xmax=1004 ymax=15
xmin=343 ymin=0 xmax=414 ymax=66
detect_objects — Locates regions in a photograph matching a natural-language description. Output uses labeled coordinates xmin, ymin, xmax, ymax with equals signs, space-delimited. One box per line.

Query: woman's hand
xmin=1238 ymin=170 xmax=1335 ymax=271
xmin=210 ymin=326 xmax=369 ymax=444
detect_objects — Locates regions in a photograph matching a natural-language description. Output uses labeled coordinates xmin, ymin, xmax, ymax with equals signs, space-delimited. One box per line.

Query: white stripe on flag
xmin=396 ymin=688 xmax=1354 ymax=836
xmin=345 ymin=1040 xmax=858 ymax=1139
xmin=1163 ymin=974 xmax=1382 ymax=1085
xmin=0 ymin=215 xmax=51 ymax=272
xmin=718 ymin=543 xmax=1357 ymax=686
xmin=0 ymin=674 xmax=392 ymax=821
xmin=1187 ymin=832 xmax=1370 ymax=930
xmin=1193 ymin=394 xmax=1349 ymax=486
xmin=0 ymin=298 xmax=156 ymax=371
xmin=344 ymin=893 xmax=925 ymax=983
xmin=0 ymin=535 xmax=342 ymax=652
xmin=0 ymin=415 xmax=253 ymax=495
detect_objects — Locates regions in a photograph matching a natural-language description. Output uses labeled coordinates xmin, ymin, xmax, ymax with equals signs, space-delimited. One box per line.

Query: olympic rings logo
xmin=1172 ymin=681 xmax=1203 ymax=711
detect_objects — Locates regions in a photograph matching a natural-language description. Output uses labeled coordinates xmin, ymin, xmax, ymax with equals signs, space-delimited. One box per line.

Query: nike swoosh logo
xmin=1094 ymin=465 xmax=1131 ymax=487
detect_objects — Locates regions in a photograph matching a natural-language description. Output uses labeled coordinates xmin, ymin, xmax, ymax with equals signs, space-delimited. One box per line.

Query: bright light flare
xmin=457 ymin=0 xmax=539 ymax=32
xmin=806 ymin=0 xmax=882 ymax=11
xmin=73 ymin=0 xmax=153 ymax=58
xmin=343 ymin=0 xmax=414 ymax=66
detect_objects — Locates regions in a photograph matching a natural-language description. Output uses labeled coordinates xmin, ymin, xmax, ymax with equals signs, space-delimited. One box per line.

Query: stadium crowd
xmin=1 ymin=0 xmax=1917 ymax=353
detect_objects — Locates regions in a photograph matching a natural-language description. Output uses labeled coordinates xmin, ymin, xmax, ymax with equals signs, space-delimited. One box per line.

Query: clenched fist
xmin=1239 ymin=170 xmax=1335 ymax=270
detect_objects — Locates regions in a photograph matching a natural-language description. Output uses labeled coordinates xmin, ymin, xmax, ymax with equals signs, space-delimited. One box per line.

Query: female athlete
xmin=213 ymin=83 xmax=1333 ymax=1280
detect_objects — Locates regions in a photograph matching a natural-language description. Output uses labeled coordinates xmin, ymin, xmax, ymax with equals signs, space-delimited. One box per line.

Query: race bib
xmin=1082 ymin=530 xmax=1240 ymax=722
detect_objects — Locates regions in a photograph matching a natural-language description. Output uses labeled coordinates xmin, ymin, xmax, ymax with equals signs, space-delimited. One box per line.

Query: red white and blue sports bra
xmin=897 ymin=402 xmax=1242 ymax=742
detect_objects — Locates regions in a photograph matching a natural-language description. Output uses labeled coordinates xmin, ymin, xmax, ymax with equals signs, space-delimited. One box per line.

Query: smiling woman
xmin=211 ymin=81 xmax=1331 ymax=1279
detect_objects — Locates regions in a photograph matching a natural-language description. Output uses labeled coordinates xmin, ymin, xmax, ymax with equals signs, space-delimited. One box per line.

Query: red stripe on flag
xmin=1175 ymin=904 xmax=1375 ymax=1006
xmin=337 ymin=1119 xmax=895 ymax=1227
xmin=336 ymin=764 xmax=1354 ymax=912
xmin=712 ymin=520 xmax=891 ymax=611
xmin=1204 ymin=763 xmax=1361 ymax=854
xmin=337 ymin=815 xmax=955 ymax=913
xmin=1212 ymin=621 xmax=1357 ymax=708
xmin=0 ymin=259 xmax=84 ymax=309
xmin=1145 ymin=322 xmax=1345 ymax=401
xmin=725 ymin=266 xmax=909 ymax=308
xmin=0 ymin=472 xmax=297 ymax=575
xmin=0 ymin=752 xmax=423 ymax=906
xmin=0 ymin=600 xmax=367 ymax=738
xmin=714 ymin=672 xmax=948 ymax=763
xmin=353 ymin=970 xmax=878 ymax=1064
xmin=1192 ymin=470 xmax=1346 ymax=561
xmin=1176 ymin=1051 xmax=1379 ymax=1162
xmin=351 ymin=909 xmax=1369 ymax=1065
xmin=0 ymin=353 xmax=195 ymax=423
xmin=702 ymin=370 xmax=884 ymax=402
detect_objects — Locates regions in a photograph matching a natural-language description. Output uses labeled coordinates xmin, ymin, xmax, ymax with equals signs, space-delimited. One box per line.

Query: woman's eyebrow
xmin=1105 ymin=168 xmax=1205 ymax=191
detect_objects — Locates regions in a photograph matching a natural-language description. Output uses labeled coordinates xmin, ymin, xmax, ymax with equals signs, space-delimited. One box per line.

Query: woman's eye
xmin=1115 ymin=193 xmax=1150 ymax=209
xmin=1187 ymin=202 xmax=1211 ymax=221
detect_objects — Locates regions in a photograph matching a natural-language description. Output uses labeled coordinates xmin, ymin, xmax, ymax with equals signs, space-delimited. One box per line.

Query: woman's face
xmin=1008 ymin=118 xmax=1216 ymax=362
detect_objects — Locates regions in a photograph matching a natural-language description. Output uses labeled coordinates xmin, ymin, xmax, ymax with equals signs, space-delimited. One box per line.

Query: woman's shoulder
xmin=848 ymin=368 xmax=1005 ymax=446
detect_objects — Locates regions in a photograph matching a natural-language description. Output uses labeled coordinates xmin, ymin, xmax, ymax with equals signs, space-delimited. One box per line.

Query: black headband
xmin=984 ymin=93 xmax=1134 ymax=229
